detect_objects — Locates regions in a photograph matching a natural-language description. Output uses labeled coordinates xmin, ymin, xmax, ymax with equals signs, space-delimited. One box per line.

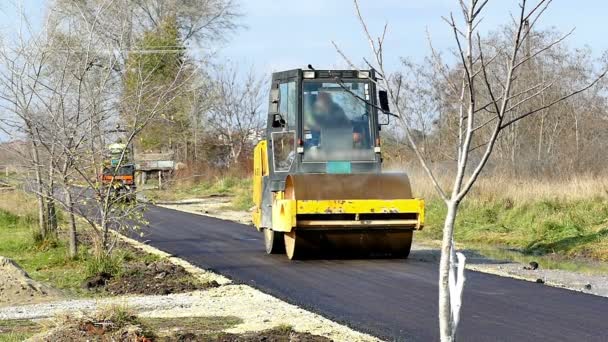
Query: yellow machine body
xmin=272 ymin=198 xmax=424 ymax=232
xmin=251 ymin=141 xmax=425 ymax=259
xmin=252 ymin=140 xmax=269 ymax=228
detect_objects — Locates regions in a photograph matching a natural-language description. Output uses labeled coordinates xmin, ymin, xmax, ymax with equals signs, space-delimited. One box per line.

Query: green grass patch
xmin=0 ymin=320 xmax=42 ymax=342
xmin=420 ymin=197 xmax=608 ymax=262
xmin=0 ymin=206 xmax=150 ymax=297
xmin=0 ymin=209 xmax=90 ymax=294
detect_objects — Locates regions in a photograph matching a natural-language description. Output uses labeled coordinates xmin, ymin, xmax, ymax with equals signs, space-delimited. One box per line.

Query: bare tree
xmin=204 ymin=65 xmax=266 ymax=166
xmin=53 ymin=0 xmax=240 ymax=68
xmin=340 ymin=0 xmax=606 ymax=340
xmin=0 ymin=0 xmax=196 ymax=258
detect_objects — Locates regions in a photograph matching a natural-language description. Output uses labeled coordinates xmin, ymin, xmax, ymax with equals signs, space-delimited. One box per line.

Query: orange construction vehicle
xmin=101 ymin=142 xmax=136 ymax=202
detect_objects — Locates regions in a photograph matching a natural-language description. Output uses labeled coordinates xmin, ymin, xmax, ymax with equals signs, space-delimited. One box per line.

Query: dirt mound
xmin=0 ymin=256 xmax=61 ymax=307
xmin=38 ymin=324 xmax=332 ymax=342
xmin=107 ymin=261 xmax=218 ymax=296
xmin=35 ymin=311 xmax=150 ymax=342
xmin=38 ymin=322 xmax=147 ymax=342
xmin=83 ymin=260 xmax=219 ymax=296
xmin=170 ymin=327 xmax=333 ymax=342
xmin=34 ymin=312 xmax=332 ymax=342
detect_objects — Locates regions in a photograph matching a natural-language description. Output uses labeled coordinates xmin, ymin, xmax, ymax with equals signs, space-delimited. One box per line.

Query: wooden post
xmin=158 ymin=170 xmax=162 ymax=189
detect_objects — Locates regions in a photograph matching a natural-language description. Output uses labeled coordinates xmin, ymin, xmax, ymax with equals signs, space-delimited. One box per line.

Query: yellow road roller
xmin=252 ymin=68 xmax=424 ymax=259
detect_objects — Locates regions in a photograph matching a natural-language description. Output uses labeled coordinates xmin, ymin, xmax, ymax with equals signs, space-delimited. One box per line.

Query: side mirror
xmin=272 ymin=113 xmax=286 ymax=128
xmin=378 ymin=90 xmax=391 ymax=127
xmin=379 ymin=90 xmax=390 ymax=112
xmin=378 ymin=111 xmax=390 ymax=126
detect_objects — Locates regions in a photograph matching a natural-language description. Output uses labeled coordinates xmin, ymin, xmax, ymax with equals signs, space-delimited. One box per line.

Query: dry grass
xmin=468 ymin=175 xmax=608 ymax=202
xmin=398 ymin=167 xmax=608 ymax=261
xmin=0 ymin=190 xmax=37 ymax=221
xmin=405 ymin=167 xmax=608 ymax=203
xmin=383 ymin=164 xmax=608 ymax=261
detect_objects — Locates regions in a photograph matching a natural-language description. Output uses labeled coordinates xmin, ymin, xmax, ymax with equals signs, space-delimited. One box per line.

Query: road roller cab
xmin=252 ymin=68 xmax=424 ymax=259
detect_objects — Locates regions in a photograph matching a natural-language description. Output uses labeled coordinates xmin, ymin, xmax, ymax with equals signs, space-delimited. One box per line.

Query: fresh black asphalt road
xmin=135 ymin=205 xmax=608 ymax=342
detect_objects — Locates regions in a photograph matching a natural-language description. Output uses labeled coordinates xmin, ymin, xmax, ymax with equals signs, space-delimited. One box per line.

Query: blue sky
xmin=220 ymin=0 xmax=608 ymax=73
xmin=2 ymin=0 xmax=608 ymax=73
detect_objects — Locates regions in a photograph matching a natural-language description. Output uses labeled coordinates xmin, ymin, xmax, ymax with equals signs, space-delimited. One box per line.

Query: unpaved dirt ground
xmin=156 ymin=197 xmax=252 ymax=225
xmin=32 ymin=315 xmax=332 ymax=342
xmin=159 ymin=197 xmax=608 ymax=298
xmin=78 ymin=239 xmax=221 ymax=297
xmin=1 ymin=287 xmax=377 ymax=341
xmin=0 ymin=256 xmax=62 ymax=307
xmin=36 ymin=320 xmax=145 ymax=342
xmin=193 ymin=327 xmax=333 ymax=342
xmin=82 ymin=258 xmax=219 ymax=296
xmin=0 ymin=232 xmax=380 ymax=342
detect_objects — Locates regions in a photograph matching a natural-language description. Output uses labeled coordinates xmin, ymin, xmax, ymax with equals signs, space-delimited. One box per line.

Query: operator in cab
xmin=304 ymin=92 xmax=352 ymax=149
xmin=312 ymin=92 xmax=350 ymax=127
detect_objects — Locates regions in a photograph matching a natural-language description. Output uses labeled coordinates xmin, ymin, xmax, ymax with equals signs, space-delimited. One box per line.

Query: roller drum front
xmin=281 ymin=174 xmax=419 ymax=260
xmin=284 ymin=229 xmax=413 ymax=260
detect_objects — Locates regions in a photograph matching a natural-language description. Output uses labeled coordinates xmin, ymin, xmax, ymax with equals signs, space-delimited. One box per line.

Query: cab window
xmin=279 ymin=82 xmax=297 ymax=128
xmin=302 ymin=81 xmax=374 ymax=162
xmin=272 ymin=131 xmax=296 ymax=172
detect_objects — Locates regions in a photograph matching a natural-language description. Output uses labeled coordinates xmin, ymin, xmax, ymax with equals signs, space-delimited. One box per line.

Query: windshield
xmin=104 ymin=165 xmax=134 ymax=176
xmin=302 ymin=81 xmax=374 ymax=162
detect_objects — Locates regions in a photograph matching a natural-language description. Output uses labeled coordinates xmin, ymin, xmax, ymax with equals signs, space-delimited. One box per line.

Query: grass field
xmin=411 ymin=173 xmax=608 ymax=262
xmin=0 ymin=192 xmax=89 ymax=294
xmin=0 ymin=191 xmax=154 ymax=296
xmin=420 ymin=197 xmax=608 ymax=262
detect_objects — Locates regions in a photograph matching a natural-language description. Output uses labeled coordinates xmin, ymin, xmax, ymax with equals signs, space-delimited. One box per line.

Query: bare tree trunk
xmin=101 ymin=213 xmax=109 ymax=256
xmin=537 ymin=113 xmax=545 ymax=163
xmin=43 ymin=143 xmax=58 ymax=236
xmin=46 ymin=169 xmax=58 ymax=236
xmin=573 ymin=111 xmax=580 ymax=170
xmin=30 ymin=140 xmax=47 ymax=239
xmin=439 ymin=200 xmax=459 ymax=341
xmin=65 ymin=187 xmax=78 ymax=258
xmin=47 ymin=197 xmax=57 ymax=236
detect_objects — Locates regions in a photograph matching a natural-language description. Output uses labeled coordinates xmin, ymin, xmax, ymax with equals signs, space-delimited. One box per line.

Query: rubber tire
xmin=264 ymin=228 xmax=285 ymax=254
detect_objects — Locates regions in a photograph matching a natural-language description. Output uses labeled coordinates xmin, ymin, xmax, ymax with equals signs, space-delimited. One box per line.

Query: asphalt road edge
xmin=111 ymin=230 xmax=383 ymax=342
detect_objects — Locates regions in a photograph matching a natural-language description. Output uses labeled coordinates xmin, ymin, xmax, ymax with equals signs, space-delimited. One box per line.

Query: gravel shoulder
xmin=157 ymin=196 xmax=608 ymax=298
